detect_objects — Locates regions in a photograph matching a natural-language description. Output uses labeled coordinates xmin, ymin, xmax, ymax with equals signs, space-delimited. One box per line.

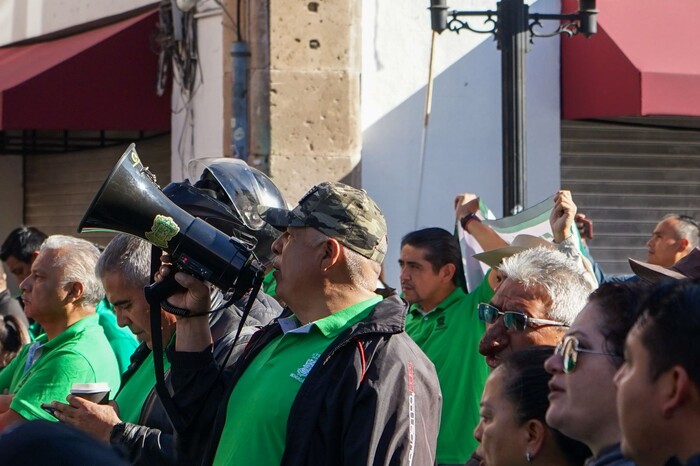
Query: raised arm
xmin=454 ymin=193 xmax=508 ymax=251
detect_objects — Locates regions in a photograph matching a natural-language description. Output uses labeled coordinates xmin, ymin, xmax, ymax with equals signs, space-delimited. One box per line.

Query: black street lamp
xmin=429 ymin=0 xmax=597 ymax=216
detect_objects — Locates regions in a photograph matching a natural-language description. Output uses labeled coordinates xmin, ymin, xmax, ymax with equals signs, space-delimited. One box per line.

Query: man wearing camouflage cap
xmin=163 ymin=181 xmax=441 ymax=465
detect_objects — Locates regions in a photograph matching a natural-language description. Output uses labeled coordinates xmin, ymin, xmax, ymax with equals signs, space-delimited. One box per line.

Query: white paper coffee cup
xmin=70 ymin=383 xmax=110 ymax=404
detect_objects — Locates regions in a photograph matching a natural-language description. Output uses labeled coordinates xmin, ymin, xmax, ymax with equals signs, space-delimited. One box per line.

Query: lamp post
xmin=429 ymin=0 xmax=597 ymax=216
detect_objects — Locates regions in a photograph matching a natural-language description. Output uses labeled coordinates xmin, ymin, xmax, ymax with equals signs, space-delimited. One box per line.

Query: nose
xmin=646 ymin=236 xmax=654 ymax=248
xmin=114 ymin=308 xmax=130 ymax=328
xmin=399 ymin=266 xmax=409 ymax=283
xmin=473 ymin=419 xmax=484 ymax=443
xmin=544 ymin=352 xmax=562 ymax=375
xmin=478 ymin=322 xmax=508 ymax=356
xmin=271 ymin=234 xmax=285 ymax=256
xmin=19 ymin=275 xmax=31 ymax=293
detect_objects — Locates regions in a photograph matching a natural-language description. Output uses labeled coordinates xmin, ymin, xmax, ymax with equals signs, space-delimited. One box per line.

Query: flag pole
xmin=415 ymin=30 xmax=438 ymax=229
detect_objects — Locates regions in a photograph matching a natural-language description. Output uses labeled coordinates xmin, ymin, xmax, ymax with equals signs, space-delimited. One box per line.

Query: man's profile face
xmin=615 ymin=324 xmax=666 ymax=466
xmin=270 ymin=227 xmax=326 ymax=306
xmin=478 ymin=278 xmax=563 ymax=369
xmin=103 ymin=271 xmax=151 ymax=347
xmin=20 ymin=249 xmax=72 ymax=323
xmin=5 ymin=255 xmax=33 ymax=285
xmin=399 ymin=244 xmax=451 ymax=309
xmin=646 ymin=218 xmax=684 ymax=267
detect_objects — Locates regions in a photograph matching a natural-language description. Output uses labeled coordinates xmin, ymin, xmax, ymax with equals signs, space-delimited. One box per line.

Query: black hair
xmin=500 ymin=346 xmax=591 ymax=465
xmin=637 ymin=278 xmax=700 ymax=386
xmin=400 ymin=228 xmax=461 ymax=286
xmin=0 ymin=226 xmax=48 ymax=263
xmin=587 ymin=281 xmax=651 ymax=368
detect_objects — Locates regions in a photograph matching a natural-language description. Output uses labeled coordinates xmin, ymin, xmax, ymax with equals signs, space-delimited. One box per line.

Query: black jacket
xmin=169 ymin=294 xmax=442 ymax=466
xmin=585 ymin=444 xmax=636 ymax=466
xmin=110 ymin=292 xmax=282 ymax=465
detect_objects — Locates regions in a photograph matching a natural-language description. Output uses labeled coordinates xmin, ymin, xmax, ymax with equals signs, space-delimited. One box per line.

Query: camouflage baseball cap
xmin=259 ymin=181 xmax=387 ymax=263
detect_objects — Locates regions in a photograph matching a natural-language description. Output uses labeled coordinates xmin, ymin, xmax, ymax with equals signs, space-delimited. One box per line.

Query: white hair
xmin=41 ymin=235 xmax=104 ymax=308
xmin=500 ymin=246 xmax=593 ymax=325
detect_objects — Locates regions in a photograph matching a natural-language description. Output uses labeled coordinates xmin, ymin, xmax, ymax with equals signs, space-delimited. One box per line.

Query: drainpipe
xmin=231 ymin=41 xmax=249 ymax=159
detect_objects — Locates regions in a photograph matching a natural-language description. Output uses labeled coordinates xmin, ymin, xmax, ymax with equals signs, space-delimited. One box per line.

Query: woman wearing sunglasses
xmin=474 ymin=346 xmax=590 ymax=466
xmin=544 ymin=282 xmax=649 ymax=465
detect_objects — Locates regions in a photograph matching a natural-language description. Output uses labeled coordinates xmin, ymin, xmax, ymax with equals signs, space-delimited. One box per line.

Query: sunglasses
xmin=554 ymin=335 xmax=618 ymax=374
xmin=478 ymin=303 xmax=569 ymax=332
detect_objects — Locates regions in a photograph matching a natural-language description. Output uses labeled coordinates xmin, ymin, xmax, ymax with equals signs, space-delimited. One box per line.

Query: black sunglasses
xmin=477 ymin=302 xmax=569 ymax=332
xmin=554 ymin=335 xmax=618 ymax=374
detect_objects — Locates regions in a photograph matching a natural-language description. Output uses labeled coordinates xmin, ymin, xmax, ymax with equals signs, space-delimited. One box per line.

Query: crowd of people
xmin=0 ymin=158 xmax=699 ymax=466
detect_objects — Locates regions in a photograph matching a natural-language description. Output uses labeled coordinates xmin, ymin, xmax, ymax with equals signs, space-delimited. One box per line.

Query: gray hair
xmin=345 ymin=244 xmax=383 ymax=291
xmin=307 ymin=228 xmax=384 ymax=292
xmin=499 ymin=246 xmax=593 ymax=325
xmin=663 ymin=213 xmax=700 ymax=250
xmin=41 ymin=235 xmax=104 ymax=308
xmin=96 ymin=234 xmax=151 ymax=289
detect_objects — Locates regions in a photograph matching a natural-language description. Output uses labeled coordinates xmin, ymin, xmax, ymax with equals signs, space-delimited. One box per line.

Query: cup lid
xmin=70 ymin=382 xmax=110 ymax=393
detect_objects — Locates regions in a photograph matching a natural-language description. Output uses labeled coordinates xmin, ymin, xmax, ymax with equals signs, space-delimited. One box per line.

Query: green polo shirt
xmin=115 ymin=349 xmax=171 ymax=424
xmin=405 ymin=274 xmax=494 ymax=464
xmin=0 ymin=314 xmax=121 ymax=422
xmin=262 ymin=270 xmax=277 ymax=297
xmin=27 ymin=299 xmax=138 ymax=376
xmin=96 ymin=299 xmax=139 ymax=376
xmin=212 ymin=295 xmax=383 ymax=466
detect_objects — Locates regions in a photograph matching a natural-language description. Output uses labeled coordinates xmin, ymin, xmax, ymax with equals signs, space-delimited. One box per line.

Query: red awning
xmin=562 ymin=0 xmax=700 ymax=119
xmin=0 ymin=9 xmax=169 ymax=131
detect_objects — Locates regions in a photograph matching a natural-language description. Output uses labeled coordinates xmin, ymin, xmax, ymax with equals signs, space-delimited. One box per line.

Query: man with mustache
xmin=162 ymin=181 xmax=441 ymax=466
xmin=478 ymin=246 xmax=592 ymax=368
xmin=0 ymin=235 xmax=120 ymax=431
xmin=400 ymin=227 xmax=496 ymax=465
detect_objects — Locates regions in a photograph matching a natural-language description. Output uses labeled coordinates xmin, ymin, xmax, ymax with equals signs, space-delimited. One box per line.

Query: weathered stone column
xmin=263 ymin=0 xmax=362 ymax=201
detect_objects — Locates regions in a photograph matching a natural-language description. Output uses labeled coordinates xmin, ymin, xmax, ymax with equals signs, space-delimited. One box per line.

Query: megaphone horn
xmin=78 ymin=144 xmax=261 ymax=299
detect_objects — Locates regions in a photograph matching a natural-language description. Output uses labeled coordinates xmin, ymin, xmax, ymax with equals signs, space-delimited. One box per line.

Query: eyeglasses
xmin=477 ymin=303 xmax=569 ymax=332
xmin=554 ymin=335 xmax=618 ymax=374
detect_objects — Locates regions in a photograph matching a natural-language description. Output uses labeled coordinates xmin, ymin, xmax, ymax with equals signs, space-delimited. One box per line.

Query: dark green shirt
xmin=405 ymin=274 xmax=494 ymax=464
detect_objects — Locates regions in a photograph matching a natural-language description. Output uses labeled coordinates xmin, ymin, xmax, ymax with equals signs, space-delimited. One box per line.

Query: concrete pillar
xmin=264 ymin=0 xmax=362 ymax=202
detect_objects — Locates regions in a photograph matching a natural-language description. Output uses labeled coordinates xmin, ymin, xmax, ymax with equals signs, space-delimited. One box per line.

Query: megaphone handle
xmin=144 ymin=275 xmax=187 ymax=308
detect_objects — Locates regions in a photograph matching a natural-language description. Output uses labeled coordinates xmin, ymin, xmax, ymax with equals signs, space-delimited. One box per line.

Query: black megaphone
xmin=78 ymin=144 xmax=262 ymax=305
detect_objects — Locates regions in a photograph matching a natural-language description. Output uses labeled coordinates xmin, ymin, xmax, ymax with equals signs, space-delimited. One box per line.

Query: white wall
xmin=0 ymin=0 xmax=156 ymax=46
xmin=362 ymin=0 xmax=562 ymax=287
xmin=171 ymin=6 xmax=225 ymax=181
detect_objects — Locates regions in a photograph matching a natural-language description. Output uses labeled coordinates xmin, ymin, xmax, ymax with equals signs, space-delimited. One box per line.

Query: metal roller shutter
xmin=561 ymin=119 xmax=700 ymax=275
xmin=24 ymin=135 xmax=171 ymax=248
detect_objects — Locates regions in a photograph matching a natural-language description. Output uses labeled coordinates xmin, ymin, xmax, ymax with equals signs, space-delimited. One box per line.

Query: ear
xmin=677 ymin=237 xmax=690 ymax=253
xmin=64 ymin=281 xmax=85 ymax=303
xmin=320 ymin=237 xmax=342 ymax=272
xmin=660 ymin=366 xmax=692 ymax=418
xmin=523 ymin=419 xmax=546 ymax=458
xmin=440 ymin=263 xmax=457 ymax=283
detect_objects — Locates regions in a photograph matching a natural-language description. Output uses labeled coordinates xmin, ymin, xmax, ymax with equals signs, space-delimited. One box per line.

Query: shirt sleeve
xmin=10 ymin=350 xmax=98 ymax=421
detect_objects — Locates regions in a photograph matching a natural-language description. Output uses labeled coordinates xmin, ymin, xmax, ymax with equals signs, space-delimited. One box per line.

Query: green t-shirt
xmin=27 ymin=299 xmax=138 ymax=376
xmin=405 ymin=273 xmax=494 ymax=464
xmin=0 ymin=314 xmax=121 ymax=422
xmin=212 ymin=295 xmax=383 ymax=466
xmin=262 ymin=270 xmax=277 ymax=297
xmin=115 ymin=349 xmax=171 ymax=424
xmin=96 ymin=299 xmax=139 ymax=376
